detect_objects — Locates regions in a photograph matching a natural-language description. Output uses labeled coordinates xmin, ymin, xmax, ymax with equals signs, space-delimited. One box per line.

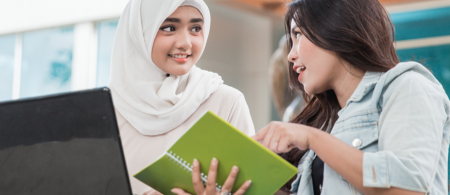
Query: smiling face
xmin=287 ymin=19 xmax=344 ymax=95
xmin=151 ymin=6 xmax=204 ymax=76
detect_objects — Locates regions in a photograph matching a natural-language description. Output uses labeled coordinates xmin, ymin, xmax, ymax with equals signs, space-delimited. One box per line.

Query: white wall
xmin=197 ymin=4 xmax=273 ymax=130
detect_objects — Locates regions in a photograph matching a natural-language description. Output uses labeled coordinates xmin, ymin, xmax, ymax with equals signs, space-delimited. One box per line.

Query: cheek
xmin=298 ymin=38 xmax=315 ymax=60
xmin=297 ymin=38 xmax=337 ymax=93
xmin=297 ymin=38 xmax=320 ymax=81
xmin=299 ymin=37 xmax=337 ymax=72
xmin=152 ymin=36 xmax=171 ymax=62
xmin=191 ymin=36 xmax=204 ymax=55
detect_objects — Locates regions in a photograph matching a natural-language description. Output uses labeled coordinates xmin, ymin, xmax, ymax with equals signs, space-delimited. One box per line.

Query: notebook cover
xmin=134 ymin=111 xmax=298 ymax=195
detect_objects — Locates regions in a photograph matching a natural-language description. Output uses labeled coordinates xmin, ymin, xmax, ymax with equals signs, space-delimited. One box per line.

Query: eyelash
xmin=191 ymin=26 xmax=202 ymax=33
xmin=159 ymin=26 xmax=202 ymax=33
xmin=294 ymin=31 xmax=302 ymax=39
xmin=160 ymin=26 xmax=175 ymax=32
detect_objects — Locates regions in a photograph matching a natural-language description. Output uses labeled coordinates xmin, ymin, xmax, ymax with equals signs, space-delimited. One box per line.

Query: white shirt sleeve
xmin=227 ymin=94 xmax=256 ymax=136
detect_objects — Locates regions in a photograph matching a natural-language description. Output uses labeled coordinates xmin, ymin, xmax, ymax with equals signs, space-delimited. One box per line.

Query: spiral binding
xmin=166 ymin=151 xmax=222 ymax=191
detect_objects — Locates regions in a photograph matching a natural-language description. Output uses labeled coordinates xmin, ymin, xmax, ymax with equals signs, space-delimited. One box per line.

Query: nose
xmin=287 ymin=46 xmax=298 ymax=63
xmin=175 ymin=31 xmax=192 ymax=51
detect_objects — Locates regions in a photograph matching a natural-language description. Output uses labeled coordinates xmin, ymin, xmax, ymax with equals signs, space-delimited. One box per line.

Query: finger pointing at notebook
xmin=252 ymin=121 xmax=313 ymax=153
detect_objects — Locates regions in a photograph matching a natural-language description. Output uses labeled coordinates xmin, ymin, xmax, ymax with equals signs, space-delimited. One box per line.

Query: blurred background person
xmin=269 ymin=35 xmax=305 ymax=122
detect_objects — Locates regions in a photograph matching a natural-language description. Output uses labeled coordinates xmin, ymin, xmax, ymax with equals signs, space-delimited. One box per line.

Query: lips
xmin=293 ymin=65 xmax=306 ymax=82
xmin=169 ymin=54 xmax=189 ymax=58
xmin=294 ymin=65 xmax=305 ymax=73
xmin=298 ymin=70 xmax=305 ymax=82
xmin=168 ymin=54 xmax=191 ymax=63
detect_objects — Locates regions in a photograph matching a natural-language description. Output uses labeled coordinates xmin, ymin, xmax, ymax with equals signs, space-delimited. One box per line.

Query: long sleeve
xmin=362 ymin=71 xmax=450 ymax=193
xmin=227 ymin=94 xmax=256 ymax=136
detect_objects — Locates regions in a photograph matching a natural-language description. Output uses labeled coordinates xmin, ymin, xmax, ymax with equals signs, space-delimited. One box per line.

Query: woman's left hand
xmin=252 ymin=121 xmax=313 ymax=153
xmin=171 ymin=158 xmax=251 ymax=195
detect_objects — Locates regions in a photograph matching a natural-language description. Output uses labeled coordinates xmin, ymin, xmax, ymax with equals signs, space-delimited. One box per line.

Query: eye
xmin=160 ymin=26 xmax=175 ymax=32
xmin=294 ymin=31 xmax=302 ymax=39
xmin=190 ymin=26 xmax=202 ymax=33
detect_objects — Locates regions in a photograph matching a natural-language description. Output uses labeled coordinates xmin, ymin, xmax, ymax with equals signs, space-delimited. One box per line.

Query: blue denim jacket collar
xmin=339 ymin=71 xmax=384 ymax=116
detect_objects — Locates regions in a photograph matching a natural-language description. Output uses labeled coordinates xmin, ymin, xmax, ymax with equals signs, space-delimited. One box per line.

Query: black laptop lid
xmin=0 ymin=88 xmax=132 ymax=195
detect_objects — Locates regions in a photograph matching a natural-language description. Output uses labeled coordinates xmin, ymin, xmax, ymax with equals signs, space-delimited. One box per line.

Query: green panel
xmin=391 ymin=6 xmax=450 ymax=41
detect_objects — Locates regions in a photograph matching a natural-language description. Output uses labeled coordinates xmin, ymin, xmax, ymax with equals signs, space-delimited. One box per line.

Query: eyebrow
xmin=163 ymin=18 xmax=204 ymax=23
xmin=164 ymin=18 xmax=181 ymax=23
xmin=190 ymin=18 xmax=204 ymax=23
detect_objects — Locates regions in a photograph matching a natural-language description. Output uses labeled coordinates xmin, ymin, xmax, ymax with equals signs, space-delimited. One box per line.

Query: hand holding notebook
xmin=134 ymin=111 xmax=298 ymax=195
xmin=171 ymin=157 xmax=252 ymax=195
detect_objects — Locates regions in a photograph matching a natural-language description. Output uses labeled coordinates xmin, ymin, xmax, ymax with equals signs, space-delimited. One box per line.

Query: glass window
xmin=0 ymin=34 xmax=15 ymax=101
xmin=20 ymin=27 xmax=74 ymax=98
xmin=97 ymin=20 xmax=119 ymax=87
xmin=390 ymin=6 xmax=450 ymax=41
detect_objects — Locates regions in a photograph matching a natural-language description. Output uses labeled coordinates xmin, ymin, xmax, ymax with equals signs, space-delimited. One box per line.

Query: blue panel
xmin=97 ymin=20 xmax=119 ymax=87
xmin=396 ymin=44 xmax=450 ymax=97
xmin=0 ymin=34 xmax=15 ymax=101
xmin=391 ymin=6 xmax=450 ymax=41
xmin=21 ymin=27 xmax=74 ymax=98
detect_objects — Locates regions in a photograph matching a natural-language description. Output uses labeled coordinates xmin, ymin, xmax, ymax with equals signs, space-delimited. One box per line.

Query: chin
xmin=170 ymin=67 xmax=192 ymax=76
xmin=177 ymin=71 xmax=190 ymax=76
xmin=303 ymin=85 xmax=319 ymax=95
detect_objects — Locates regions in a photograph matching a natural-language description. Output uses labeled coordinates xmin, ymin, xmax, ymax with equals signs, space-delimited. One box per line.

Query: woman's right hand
xmin=171 ymin=158 xmax=252 ymax=195
xmin=253 ymin=121 xmax=315 ymax=153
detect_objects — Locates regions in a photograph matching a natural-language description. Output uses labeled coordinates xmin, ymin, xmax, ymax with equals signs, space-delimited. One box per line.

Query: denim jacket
xmin=290 ymin=62 xmax=450 ymax=195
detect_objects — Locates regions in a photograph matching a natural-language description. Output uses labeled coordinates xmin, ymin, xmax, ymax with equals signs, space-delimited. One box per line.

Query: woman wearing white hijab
xmin=109 ymin=0 xmax=255 ymax=194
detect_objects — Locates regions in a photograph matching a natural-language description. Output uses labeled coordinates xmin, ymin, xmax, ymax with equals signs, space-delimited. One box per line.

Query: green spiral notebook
xmin=134 ymin=111 xmax=298 ymax=195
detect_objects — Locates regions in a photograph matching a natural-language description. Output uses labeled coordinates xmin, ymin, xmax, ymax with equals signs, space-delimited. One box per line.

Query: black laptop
xmin=0 ymin=88 xmax=132 ymax=195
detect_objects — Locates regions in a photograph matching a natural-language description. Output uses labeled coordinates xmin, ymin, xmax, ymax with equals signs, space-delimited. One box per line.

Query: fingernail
xmin=212 ymin=157 xmax=218 ymax=165
xmin=171 ymin=189 xmax=176 ymax=193
xmin=247 ymin=180 xmax=252 ymax=186
xmin=193 ymin=159 xmax=198 ymax=166
xmin=232 ymin=165 xmax=239 ymax=173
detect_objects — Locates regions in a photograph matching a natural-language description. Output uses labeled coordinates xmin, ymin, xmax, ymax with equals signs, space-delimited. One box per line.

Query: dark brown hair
xmin=280 ymin=0 xmax=399 ymax=191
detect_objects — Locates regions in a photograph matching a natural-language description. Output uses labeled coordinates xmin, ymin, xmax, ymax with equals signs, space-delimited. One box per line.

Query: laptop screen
xmin=0 ymin=88 xmax=132 ymax=195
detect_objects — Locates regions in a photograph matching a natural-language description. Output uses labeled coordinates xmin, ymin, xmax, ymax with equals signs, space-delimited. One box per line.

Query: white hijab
xmin=109 ymin=0 xmax=223 ymax=135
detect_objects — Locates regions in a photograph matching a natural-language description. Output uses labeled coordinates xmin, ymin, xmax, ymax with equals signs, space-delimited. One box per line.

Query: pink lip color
xmin=172 ymin=57 xmax=189 ymax=63
xmin=298 ymin=70 xmax=305 ymax=82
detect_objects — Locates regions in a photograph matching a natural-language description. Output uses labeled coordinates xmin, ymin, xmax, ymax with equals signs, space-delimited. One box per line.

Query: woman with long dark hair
xmin=173 ymin=0 xmax=450 ymax=194
xmin=252 ymin=0 xmax=450 ymax=194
